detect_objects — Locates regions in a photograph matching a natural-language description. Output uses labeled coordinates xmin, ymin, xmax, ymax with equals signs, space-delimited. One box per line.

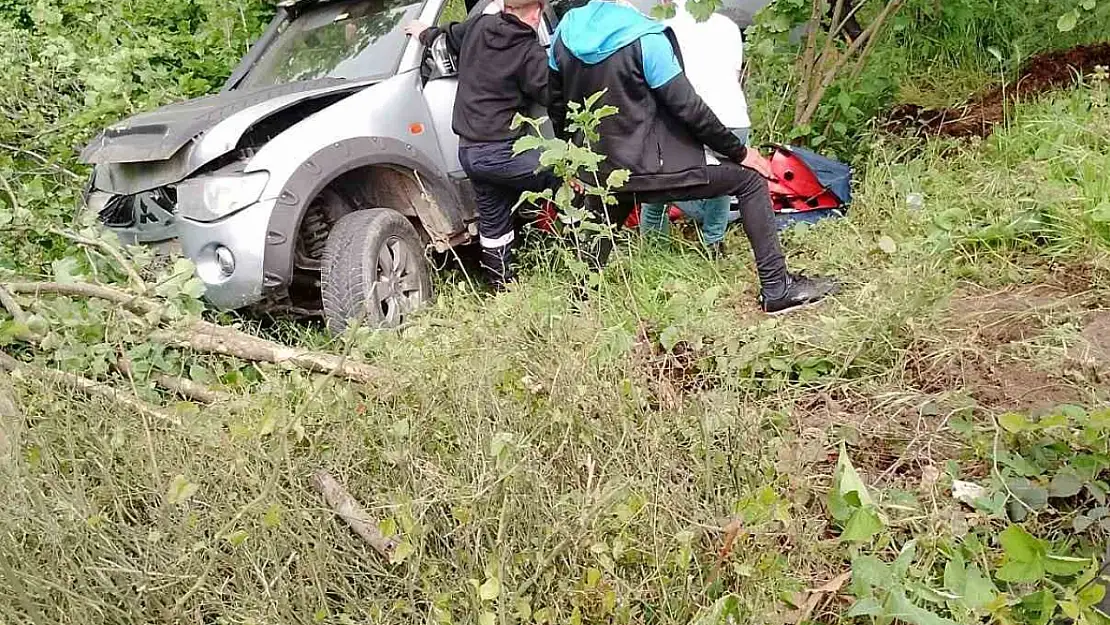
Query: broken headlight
xmin=177 ymin=171 xmax=270 ymax=222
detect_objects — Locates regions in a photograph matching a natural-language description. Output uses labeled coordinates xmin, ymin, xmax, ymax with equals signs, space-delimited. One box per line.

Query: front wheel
xmin=321 ymin=208 xmax=433 ymax=333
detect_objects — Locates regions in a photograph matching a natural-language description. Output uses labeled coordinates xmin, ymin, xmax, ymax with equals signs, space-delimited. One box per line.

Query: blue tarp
xmin=783 ymin=145 xmax=853 ymax=206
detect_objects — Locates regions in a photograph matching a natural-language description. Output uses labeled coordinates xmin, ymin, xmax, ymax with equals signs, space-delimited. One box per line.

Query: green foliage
xmin=0 ymin=0 xmax=271 ymax=271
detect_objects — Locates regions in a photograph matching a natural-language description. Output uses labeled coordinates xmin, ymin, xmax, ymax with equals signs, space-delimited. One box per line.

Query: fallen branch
xmin=0 ymin=370 xmax=23 ymax=464
xmin=0 ymin=351 xmax=180 ymax=426
xmin=115 ymin=356 xmax=232 ymax=405
xmin=311 ymin=470 xmax=399 ymax=560
xmin=157 ymin=320 xmax=386 ymax=386
xmin=52 ymin=229 xmax=147 ymax=293
xmin=4 ymin=281 xmax=154 ymax=316
xmin=0 ymin=142 xmax=84 ymax=181
xmin=4 ymin=281 xmax=386 ymax=385
xmin=0 ymin=285 xmax=27 ymax=325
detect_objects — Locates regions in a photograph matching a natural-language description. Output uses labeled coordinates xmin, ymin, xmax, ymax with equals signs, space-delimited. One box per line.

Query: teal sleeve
xmin=548 ymin=36 xmax=560 ymax=70
xmin=640 ymin=33 xmax=681 ymax=89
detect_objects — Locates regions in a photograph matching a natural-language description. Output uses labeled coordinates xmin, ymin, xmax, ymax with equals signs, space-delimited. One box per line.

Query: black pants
xmin=459 ymin=140 xmax=558 ymax=286
xmin=590 ymin=162 xmax=789 ymax=293
xmin=460 ymin=141 xmax=558 ymax=248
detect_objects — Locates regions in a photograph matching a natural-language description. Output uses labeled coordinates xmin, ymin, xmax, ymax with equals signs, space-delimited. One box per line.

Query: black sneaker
xmin=760 ymin=273 xmax=840 ymax=314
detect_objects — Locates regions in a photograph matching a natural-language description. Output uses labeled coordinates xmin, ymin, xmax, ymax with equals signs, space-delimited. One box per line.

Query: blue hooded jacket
xmin=549 ymin=1 xmax=682 ymax=89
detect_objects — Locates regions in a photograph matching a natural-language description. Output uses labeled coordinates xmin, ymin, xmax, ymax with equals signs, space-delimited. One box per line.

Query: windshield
xmin=240 ymin=0 xmax=424 ymax=89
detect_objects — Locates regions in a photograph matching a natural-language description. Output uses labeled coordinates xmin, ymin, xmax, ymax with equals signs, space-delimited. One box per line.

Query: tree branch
xmin=51 ymin=229 xmax=147 ymax=293
xmin=3 ymin=281 xmax=155 ymax=315
xmin=795 ymin=0 xmax=825 ymax=122
xmin=0 ymin=285 xmax=29 ymax=326
xmin=115 ymin=356 xmax=232 ymax=405
xmin=155 ymin=320 xmax=387 ymax=386
xmin=0 ymin=351 xmax=180 ymax=426
xmin=798 ymin=0 xmax=906 ymax=126
xmin=0 ymin=142 xmax=84 ymax=181
xmin=312 ymin=470 xmax=399 ymax=560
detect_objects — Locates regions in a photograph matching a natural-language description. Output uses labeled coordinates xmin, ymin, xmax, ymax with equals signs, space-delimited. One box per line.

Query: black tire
xmin=321 ymin=208 xmax=433 ymax=333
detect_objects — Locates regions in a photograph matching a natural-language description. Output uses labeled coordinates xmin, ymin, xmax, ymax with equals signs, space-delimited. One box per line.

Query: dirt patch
xmin=885 ymin=43 xmax=1110 ymax=138
xmin=1067 ymin=310 xmax=1110 ymax=367
xmin=787 ymin=387 xmax=964 ymax=487
xmin=907 ymin=284 xmax=1089 ymax=413
xmin=631 ymin=321 xmax=709 ymax=409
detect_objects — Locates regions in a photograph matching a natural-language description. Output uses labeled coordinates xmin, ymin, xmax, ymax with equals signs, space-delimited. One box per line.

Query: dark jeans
xmin=591 ymin=161 xmax=789 ymax=294
xmin=459 ymin=140 xmax=559 ymax=250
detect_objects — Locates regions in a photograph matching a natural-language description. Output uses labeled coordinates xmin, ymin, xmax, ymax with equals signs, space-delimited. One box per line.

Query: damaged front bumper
xmin=85 ymin=172 xmax=274 ymax=311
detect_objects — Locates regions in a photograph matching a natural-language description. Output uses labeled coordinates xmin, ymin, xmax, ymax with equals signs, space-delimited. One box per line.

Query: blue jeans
xmin=640 ymin=127 xmax=750 ymax=246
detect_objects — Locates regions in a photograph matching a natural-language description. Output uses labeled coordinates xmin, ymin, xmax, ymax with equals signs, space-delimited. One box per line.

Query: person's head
xmin=504 ymin=0 xmax=545 ymax=28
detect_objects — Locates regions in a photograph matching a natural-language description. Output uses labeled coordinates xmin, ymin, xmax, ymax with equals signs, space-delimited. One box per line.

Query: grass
xmin=1 ymin=84 xmax=1110 ymax=625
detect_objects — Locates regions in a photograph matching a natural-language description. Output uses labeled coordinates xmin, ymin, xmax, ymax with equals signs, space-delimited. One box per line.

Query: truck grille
xmin=98 ymin=187 xmax=177 ymax=228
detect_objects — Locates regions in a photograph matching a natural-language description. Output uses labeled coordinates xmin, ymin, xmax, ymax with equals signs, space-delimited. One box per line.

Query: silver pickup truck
xmin=80 ymin=0 xmax=763 ymax=331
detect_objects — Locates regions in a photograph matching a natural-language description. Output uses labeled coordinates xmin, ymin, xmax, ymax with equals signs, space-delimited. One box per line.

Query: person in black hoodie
xmin=406 ymin=0 xmax=556 ymax=289
xmin=548 ymin=0 xmax=839 ymax=314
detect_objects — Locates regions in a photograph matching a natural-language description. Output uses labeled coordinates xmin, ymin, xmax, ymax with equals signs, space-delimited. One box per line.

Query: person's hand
xmin=404 ymin=21 xmax=430 ymax=40
xmin=740 ymin=147 xmax=774 ymax=180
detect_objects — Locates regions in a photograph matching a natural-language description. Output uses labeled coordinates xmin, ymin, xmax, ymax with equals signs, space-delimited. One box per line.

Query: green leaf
xmin=166 ymin=474 xmax=199 ymax=505
xmin=852 ymin=555 xmax=893 ymax=590
xmin=997 ymin=525 xmax=1046 ymax=583
xmin=1057 ymin=8 xmax=1079 ymax=31
xmin=478 ymin=577 xmax=501 ymax=601
xmin=999 ymin=412 xmax=1032 ymax=433
xmin=513 ymin=134 xmax=546 ymax=155
xmin=1079 ymin=579 xmax=1106 ymax=606
xmin=943 ymin=553 xmax=967 ymax=595
xmin=605 ymin=169 xmax=630 ymax=190
xmin=887 ymin=589 xmax=961 ymax=625
xmin=688 ymin=594 xmax=741 ymax=625
xmin=391 ymin=540 xmax=415 ymax=564
xmin=841 ymin=506 xmax=884 ymax=542
xmin=1044 ymin=554 xmax=1090 ymax=577
xmin=478 ymin=612 xmax=496 ymax=625
xmin=1000 ymin=525 xmax=1042 ymax=562
xmin=1048 ymin=470 xmax=1084 ymax=498
xmin=650 ymin=1 xmax=677 ymax=19
xmin=1017 ymin=590 xmax=1057 ymax=625
xmin=225 ymin=529 xmax=249 ymax=546
xmin=828 ymin=443 xmax=875 ymax=521
xmin=893 ymin=539 xmax=918 ymax=577
xmin=263 ymin=503 xmax=282 ymax=528
xmin=659 ymin=326 xmax=681 ymax=353
xmin=962 ymin=564 xmax=997 ymax=611
xmin=997 ymin=559 xmax=1045 ymax=583
xmin=846 ymin=597 xmax=883 ymax=617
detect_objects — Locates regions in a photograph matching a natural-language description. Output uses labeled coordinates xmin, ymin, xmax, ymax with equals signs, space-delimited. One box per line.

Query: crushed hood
xmin=80 ymin=77 xmax=376 ymax=165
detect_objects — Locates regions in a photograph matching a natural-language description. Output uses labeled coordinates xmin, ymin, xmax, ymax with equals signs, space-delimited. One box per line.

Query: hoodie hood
xmin=482 ymin=13 xmax=541 ymax=51
xmin=554 ymin=1 xmax=666 ymax=65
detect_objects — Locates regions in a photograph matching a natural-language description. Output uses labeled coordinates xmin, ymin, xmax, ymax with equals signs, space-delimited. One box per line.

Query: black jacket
xmin=549 ymin=29 xmax=747 ymax=193
xmin=421 ymin=14 xmax=549 ymax=144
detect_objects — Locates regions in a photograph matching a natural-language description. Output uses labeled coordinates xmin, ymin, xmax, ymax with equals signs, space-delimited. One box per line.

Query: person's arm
xmin=516 ymin=43 xmax=551 ymax=106
xmin=409 ymin=12 xmax=482 ymax=55
xmin=640 ymin=33 xmax=746 ymax=164
xmin=547 ymin=44 xmax=569 ymax=139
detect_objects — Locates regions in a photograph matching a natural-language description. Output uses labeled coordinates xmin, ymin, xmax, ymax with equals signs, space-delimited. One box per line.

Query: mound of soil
xmin=885 ymin=43 xmax=1110 ymax=138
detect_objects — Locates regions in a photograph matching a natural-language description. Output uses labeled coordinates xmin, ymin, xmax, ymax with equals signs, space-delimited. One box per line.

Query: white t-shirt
xmin=665 ymin=0 xmax=751 ymax=130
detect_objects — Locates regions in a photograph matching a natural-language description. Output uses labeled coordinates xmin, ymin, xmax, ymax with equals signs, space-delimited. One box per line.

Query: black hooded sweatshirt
xmin=420 ymin=13 xmax=550 ymax=144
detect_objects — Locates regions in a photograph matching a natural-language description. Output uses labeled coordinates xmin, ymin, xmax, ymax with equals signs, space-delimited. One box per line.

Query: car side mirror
xmin=424 ymin=33 xmax=458 ymax=79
